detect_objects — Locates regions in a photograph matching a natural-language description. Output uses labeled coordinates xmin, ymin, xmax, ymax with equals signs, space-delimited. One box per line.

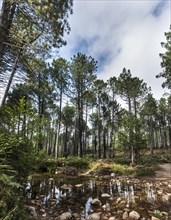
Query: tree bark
xmin=55 ymin=85 xmax=63 ymax=159
xmin=1 ymin=51 xmax=20 ymax=106
xmin=128 ymin=98 xmax=134 ymax=164
xmin=103 ymin=128 xmax=106 ymax=158
xmin=149 ymin=117 xmax=155 ymax=154
xmin=63 ymin=125 xmax=68 ymax=158
xmin=0 ymin=0 xmax=17 ymax=62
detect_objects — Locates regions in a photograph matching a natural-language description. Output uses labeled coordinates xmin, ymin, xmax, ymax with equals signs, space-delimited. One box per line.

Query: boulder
xmin=42 ymin=213 xmax=47 ymax=217
xmin=117 ymin=210 xmax=123 ymax=214
xmin=129 ymin=210 xmax=140 ymax=219
xmin=101 ymin=193 xmax=111 ymax=198
xmin=116 ymin=197 xmax=121 ymax=203
xmin=102 ymin=204 xmax=110 ymax=212
xmin=123 ymin=211 xmax=129 ymax=219
xmin=25 ymin=206 xmax=37 ymax=219
xmin=111 ymin=173 xmax=116 ymax=177
xmin=61 ymin=184 xmax=72 ymax=190
xmin=75 ymin=184 xmax=83 ymax=188
xmin=162 ymin=211 xmax=169 ymax=217
xmin=40 ymin=208 xmax=45 ymax=213
xmin=162 ymin=193 xmax=171 ymax=202
xmin=56 ymin=212 xmax=72 ymax=220
xmin=72 ymin=213 xmax=80 ymax=219
xmin=87 ymin=213 xmax=101 ymax=220
xmin=91 ymin=198 xmax=102 ymax=206
xmin=151 ymin=216 xmax=160 ymax=220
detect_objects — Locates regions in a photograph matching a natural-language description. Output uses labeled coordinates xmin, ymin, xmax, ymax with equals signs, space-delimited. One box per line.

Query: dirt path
xmin=154 ymin=163 xmax=171 ymax=180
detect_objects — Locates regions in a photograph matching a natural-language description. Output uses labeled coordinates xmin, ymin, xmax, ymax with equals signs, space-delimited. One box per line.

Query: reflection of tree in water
xmin=27 ymin=176 xmax=171 ymax=219
xmin=30 ymin=179 xmax=42 ymax=199
xmin=146 ymin=183 xmax=155 ymax=202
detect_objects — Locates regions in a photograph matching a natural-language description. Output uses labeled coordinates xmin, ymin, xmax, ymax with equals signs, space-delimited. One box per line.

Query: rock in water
xmin=101 ymin=193 xmax=111 ymax=198
xmin=123 ymin=211 xmax=129 ymax=219
xmin=72 ymin=213 xmax=80 ymax=219
xmin=111 ymin=173 xmax=116 ymax=177
xmin=75 ymin=184 xmax=83 ymax=188
xmin=56 ymin=212 xmax=72 ymax=220
xmin=87 ymin=213 xmax=101 ymax=220
xmin=129 ymin=210 xmax=140 ymax=219
xmin=25 ymin=206 xmax=37 ymax=219
xmin=151 ymin=216 xmax=160 ymax=220
xmin=61 ymin=184 xmax=72 ymax=190
xmin=108 ymin=217 xmax=116 ymax=220
xmin=91 ymin=198 xmax=102 ymax=206
xmin=42 ymin=213 xmax=46 ymax=217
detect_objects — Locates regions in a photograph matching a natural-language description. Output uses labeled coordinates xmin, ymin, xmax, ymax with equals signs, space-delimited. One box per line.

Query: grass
xmin=35 ymin=151 xmax=164 ymax=177
xmin=141 ymin=153 xmax=171 ymax=164
xmin=88 ymin=159 xmax=134 ymax=175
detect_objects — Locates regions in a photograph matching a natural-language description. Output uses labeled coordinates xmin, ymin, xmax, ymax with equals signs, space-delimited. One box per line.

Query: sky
xmin=59 ymin=0 xmax=171 ymax=99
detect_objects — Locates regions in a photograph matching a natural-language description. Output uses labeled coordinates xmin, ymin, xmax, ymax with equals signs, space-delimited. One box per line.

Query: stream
xmin=25 ymin=174 xmax=171 ymax=220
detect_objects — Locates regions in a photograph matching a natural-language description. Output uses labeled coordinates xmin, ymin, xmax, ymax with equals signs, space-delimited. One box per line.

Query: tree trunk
xmin=17 ymin=114 xmax=21 ymax=134
xmin=168 ymin=119 xmax=171 ymax=152
xmin=1 ymin=51 xmax=20 ymax=106
xmin=77 ymin=93 xmax=83 ymax=157
xmin=134 ymin=98 xmax=140 ymax=164
xmin=21 ymin=98 xmax=27 ymax=137
xmin=94 ymin=132 xmax=97 ymax=158
xmin=155 ymin=129 xmax=159 ymax=149
xmin=37 ymin=94 xmax=45 ymax=151
xmin=84 ymin=103 xmax=88 ymax=155
xmin=103 ymin=128 xmax=106 ymax=158
xmin=163 ymin=126 xmax=168 ymax=149
xmin=110 ymin=86 xmax=116 ymax=157
xmin=128 ymin=98 xmax=134 ymax=164
xmin=63 ymin=125 xmax=68 ymax=158
xmin=0 ymin=0 xmax=17 ymax=62
xmin=159 ymin=126 xmax=164 ymax=148
xmin=149 ymin=117 xmax=155 ymax=154
xmin=73 ymin=118 xmax=78 ymax=156
xmin=98 ymin=95 xmax=101 ymax=159
xmin=55 ymin=86 xmax=63 ymax=159
xmin=168 ymin=123 xmax=171 ymax=149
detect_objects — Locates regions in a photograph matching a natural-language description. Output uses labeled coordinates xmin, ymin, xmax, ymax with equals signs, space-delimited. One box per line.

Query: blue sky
xmin=59 ymin=0 xmax=171 ymax=99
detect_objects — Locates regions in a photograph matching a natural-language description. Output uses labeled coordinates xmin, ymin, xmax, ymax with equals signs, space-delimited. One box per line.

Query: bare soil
xmin=154 ymin=163 xmax=171 ymax=180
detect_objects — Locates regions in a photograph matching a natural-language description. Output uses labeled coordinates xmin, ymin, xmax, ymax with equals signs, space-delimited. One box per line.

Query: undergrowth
xmin=36 ymin=154 xmax=159 ymax=177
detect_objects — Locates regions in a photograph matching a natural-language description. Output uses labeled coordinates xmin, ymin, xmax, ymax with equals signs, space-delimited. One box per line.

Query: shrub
xmin=1 ymin=134 xmax=34 ymax=181
xmin=66 ymin=157 xmax=90 ymax=169
xmin=134 ymin=166 xmax=155 ymax=176
xmin=0 ymin=132 xmax=35 ymax=219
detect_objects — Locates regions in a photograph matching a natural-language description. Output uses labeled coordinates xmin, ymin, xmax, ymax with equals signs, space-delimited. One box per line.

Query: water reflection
xmin=124 ymin=185 xmax=135 ymax=205
xmin=146 ymin=183 xmax=155 ymax=202
xmin=26 ymin=176 xmax=171 ymax=219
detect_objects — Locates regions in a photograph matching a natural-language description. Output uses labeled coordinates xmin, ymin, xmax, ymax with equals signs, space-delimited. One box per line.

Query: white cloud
xmin=59 ymin=0 xmax=170 ymax=99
